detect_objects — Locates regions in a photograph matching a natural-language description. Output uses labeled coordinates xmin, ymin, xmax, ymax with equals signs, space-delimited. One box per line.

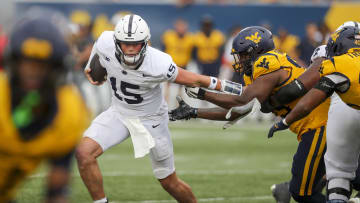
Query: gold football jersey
xmin=319 ymin=48 xmax=360 ymax=109
xmin=247 ymin=50 xmax=330 ymax=140
xmin=162 ymin=30 xmax=194 ymax=68
xmin=193 ymin=30 xmax=225 ymax=63
xmin=0 ymin=73 xmax=90 ymax=202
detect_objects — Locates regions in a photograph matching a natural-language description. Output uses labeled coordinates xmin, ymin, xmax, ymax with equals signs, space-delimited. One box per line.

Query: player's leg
xmin=0 ymin=157 xmax=39 ymax=203
xmin=76 ymin=108 xmax=130 ymax=202
xmin=159 ymin=172 xmax=196 ymax=203
xmin=289 ymin=126 xmax=327 ymax=203
xmin=143 ymin=116 xmax=196 ymax=203
xmin=76 ymin=138 xmax=105 ymax=201
xmin=325 ymin=101 xmax=360 ymax=202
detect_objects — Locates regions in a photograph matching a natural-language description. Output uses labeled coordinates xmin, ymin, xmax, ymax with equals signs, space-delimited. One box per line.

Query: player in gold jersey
xmin=270 ymin=26 xmax=360 ymax=203
xmin=170 ymin=26 xmax=330 ymax=202
xmin=0 ymin=17 xmax=89 ymax=202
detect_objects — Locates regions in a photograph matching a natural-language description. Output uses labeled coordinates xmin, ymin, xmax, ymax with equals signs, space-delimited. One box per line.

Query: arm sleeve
xmin=271 ymin=79 xmax=307 ymax=105
xmin=161 ymin=53 xmax=179 ymax=82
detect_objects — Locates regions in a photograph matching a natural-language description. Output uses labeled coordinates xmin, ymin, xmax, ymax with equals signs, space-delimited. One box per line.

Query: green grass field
xmin=17 ymin=121 xmax=300 ymax=203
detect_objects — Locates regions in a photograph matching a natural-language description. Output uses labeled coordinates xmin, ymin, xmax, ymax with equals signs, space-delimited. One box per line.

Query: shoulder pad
xmin=253 ymin=53 xmax=281 ymax=80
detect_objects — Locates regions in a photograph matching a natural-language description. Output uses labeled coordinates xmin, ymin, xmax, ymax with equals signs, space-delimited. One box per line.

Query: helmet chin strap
xmin=124 ymin=54 xmax=140 ymax=64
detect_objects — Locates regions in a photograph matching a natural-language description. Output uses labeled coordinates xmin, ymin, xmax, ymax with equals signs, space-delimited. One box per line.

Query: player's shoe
xmin=271 ymin=182 xmax=291 ymax=203
xmin=327 ymin=200 xmax=347 ymax=203
xmin=349 ymin=198 xmax=360 ymax=203
xmin=348 ymin=191 xmax=360 ymax=203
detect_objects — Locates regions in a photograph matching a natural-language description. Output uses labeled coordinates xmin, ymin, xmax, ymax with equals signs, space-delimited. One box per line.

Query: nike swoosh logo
xmin=152 ymin=124 xmax=160 ymax=128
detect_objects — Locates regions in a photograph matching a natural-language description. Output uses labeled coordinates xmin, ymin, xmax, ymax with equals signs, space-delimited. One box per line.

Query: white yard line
xmin=30 ymin=169 xmax=287 ymax=178
xmin=114 ymin=195 xmax=273 ymax=203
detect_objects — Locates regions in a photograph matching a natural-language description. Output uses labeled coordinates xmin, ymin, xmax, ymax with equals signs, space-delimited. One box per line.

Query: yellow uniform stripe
xmin=307 ymin=128 xmax=326 ymax=195
xmin=299 ymin=128 xmax=321 ymax=196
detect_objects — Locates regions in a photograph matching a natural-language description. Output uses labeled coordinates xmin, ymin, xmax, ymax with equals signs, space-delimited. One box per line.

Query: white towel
xmin=122 ymin=118 xmax=155 ymax=158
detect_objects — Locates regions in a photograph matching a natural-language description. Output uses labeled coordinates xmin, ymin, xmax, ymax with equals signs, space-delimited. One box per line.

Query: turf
xmin=16 ymin=121 xmax=299 ymax=203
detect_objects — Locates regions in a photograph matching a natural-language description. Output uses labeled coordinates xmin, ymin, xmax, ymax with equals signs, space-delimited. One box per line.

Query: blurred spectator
xmin=273 ymin=27 xmax=300 ymax=59
xmin=70 ymin=10 xmax=94 ymax=71
xmin=318 ymin=21 xmax=331 ymax=44
xmin=0 ymin=24 xmax=8 ymax=70
xmin=162 ymin=18 xmax=194 ymax=102
xmin=295 ymin=22 xmax=321 ymax=66
xmin=92 ymin=14 xmax=113 ymax=40
xmin=162 ymin=19 xmax=194 ymax=70
xmin=111 ymin=11 xmax=132 ymax=28
xmin=176 ymin=0 xmax=194 ymax=7
xmin=193 ymin=15 xmax=225 ymax=77
xmin=220 ymin=25 xmax=242 ymax=81
xmin=69 ymin=10 xmax=111 ymax=116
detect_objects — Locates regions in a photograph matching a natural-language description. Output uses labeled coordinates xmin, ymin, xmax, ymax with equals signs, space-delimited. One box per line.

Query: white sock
xmin=94 ymin=197 xmax=108 ymax=203
xmin=328 ymin=178 xmax=350 ymax=201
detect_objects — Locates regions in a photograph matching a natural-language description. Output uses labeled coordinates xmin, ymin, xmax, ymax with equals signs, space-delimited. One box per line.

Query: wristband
xmin=208 ymin=77 xmax=218 ymax=90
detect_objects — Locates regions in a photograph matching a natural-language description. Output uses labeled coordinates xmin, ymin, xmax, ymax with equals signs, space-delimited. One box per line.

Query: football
xmin=89 ymin=53 xmax=107 ymax=83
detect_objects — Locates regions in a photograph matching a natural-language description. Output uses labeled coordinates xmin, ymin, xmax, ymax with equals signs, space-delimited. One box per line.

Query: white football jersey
xmin=86 ymin=31 xmax=178 ymax=118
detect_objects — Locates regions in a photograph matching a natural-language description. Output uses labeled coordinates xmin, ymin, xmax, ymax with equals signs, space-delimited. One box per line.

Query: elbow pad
xmin=273 ymin=79 xmax=307 ymax=105
xmin=314 ymin=77 xmax=336 ymax=97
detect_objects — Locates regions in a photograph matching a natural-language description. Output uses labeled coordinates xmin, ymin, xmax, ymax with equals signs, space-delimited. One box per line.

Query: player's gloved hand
xmin=185 ymin=87 xmax=206 ymax=100
xmin=169 ymin=96 xmax=198 ymax=121
xmin=268 ymin=119 xmax=289 ymax=138
xmin=310 ymin=45 xmax=327 ymax=64
xmin=220 ymin=80 xmax=243 ymax=95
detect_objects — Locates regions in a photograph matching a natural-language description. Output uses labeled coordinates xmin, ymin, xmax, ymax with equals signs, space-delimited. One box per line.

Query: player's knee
xmin=159 ymin=172 xmax=178 ymax=190
xmin=75 ymin=146 xmax=97 ymax=168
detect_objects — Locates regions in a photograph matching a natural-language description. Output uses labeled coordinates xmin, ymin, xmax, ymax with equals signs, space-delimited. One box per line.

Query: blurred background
xmin=1 ymin=0 xmax=360 ymax=120
xmin=2 ymin=0 xmax=360 ymax=202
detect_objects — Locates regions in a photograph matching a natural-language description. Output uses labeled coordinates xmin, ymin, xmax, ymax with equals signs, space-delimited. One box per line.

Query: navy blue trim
xmin=262 ymin=53 xmax=279 ymax=61
xmin=128 ymin=14 xmax=134 ymax=37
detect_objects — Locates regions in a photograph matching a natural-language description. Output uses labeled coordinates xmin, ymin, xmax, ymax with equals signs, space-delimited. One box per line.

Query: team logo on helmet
xmin=21 ymin=38 xmax=53 ymax=60
xmin=331 ymin=30 xmax=341 ymax=43
xmin=245 ymin=32 xmax=262 ymax=44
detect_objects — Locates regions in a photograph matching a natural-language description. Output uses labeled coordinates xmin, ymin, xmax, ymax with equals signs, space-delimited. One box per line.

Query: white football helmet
xmin=114 ymin=14 xmax=151 ymax=69
xmin=336 ymin=21 xmax=360 ymax=32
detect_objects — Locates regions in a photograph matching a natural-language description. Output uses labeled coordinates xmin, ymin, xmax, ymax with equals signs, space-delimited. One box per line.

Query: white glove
xmin=310 ymin=45 xmax=327 ymax=64
xmin=223 ymin=98 xmax=257 ymax=129
xmin=220 ymin=80 xmax=243 ymax=96
xmin=185 ymin=87 xmax=206 ymax=100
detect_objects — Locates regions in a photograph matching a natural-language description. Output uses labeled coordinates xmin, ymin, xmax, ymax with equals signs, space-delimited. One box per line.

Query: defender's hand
xmin=169 ymin=96 xmax=198 ymax=121
xmin=185 ymin=87 xmax=206 ymax=100
xmin=268 ymin=119 xmax=289 ymax=138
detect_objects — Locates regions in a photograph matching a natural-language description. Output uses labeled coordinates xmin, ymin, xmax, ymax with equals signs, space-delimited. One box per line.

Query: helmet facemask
xmin=231 ymin=46 xmax=255 ymax=77
xmin=114 ymin=37 xmax=148 ymax=68
xmin=113 ymin=14 xmax=151 ymax=69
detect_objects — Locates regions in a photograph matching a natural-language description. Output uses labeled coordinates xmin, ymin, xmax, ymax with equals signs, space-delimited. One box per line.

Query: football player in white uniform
xmin=75 ymin=14 xmax=241 ymax=203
